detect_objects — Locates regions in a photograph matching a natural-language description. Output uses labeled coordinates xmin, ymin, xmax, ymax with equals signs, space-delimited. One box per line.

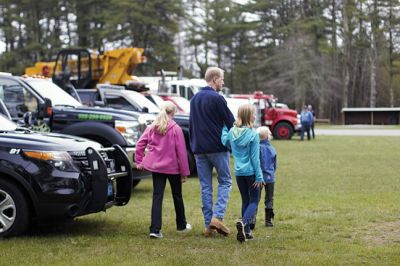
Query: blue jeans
xmin=195 ymin=152 xmax=232 ymax=228
xmin=301 ymin=123 xmax=311 ymax=140
xmin=236 ymin=175 xmax=261 ymax=233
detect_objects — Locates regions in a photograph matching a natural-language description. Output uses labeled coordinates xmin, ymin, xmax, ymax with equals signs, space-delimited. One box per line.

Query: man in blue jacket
xmin=189 ymin=66 xmax=235 ymax=237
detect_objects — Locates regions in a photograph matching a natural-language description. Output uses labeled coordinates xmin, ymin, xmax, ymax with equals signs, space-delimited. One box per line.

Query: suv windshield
xmin=24 ymin=79 xmax=82 ymax=107
xmin=0 ymin=114 xmax=17 ymax=131
xmin=170 ymin=96 xmax=190 ymax=114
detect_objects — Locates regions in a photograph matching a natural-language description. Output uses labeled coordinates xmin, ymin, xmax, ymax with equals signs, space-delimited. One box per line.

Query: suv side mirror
xmin=38 ymin=98 xmax=53 ymax=118
xmin=142 ymin=107 xmax=149 ymax=113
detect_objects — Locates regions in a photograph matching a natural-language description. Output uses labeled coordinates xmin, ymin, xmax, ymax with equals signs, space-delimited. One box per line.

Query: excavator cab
xmin=53 ymin=49 xmax=96 ymax=90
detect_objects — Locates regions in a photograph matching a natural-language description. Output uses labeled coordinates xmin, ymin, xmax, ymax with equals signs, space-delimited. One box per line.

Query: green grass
xmin=1 ymin=136 xmax=400 ymax=265
xmin=315 ymin=124 xmax=400 ymax=129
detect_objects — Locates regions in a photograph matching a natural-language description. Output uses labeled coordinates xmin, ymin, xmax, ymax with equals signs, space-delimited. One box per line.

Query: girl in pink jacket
xmin=135 ymin=101 xmax=191 ymax=238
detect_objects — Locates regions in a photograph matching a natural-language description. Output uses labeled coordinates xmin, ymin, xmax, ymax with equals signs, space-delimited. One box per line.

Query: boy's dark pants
xmin=150 ymin=172 xmax=187 ymax=234
xmin=264 ymin=182 xmax=274 ymax=209
xmin=251 ymin=182 xmax=275 ymax=227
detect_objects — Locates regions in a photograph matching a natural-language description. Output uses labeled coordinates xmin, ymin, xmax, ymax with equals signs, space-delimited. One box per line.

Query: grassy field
xmin=1 ymin=136 xmax=400 ymax=265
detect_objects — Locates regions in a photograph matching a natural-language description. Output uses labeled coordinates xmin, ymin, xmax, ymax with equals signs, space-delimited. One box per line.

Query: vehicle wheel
xmin=273 ymin=122 xmax=294 ymax=140
xmin=132 ymin=179 xmax=141 ymax=188
xmin=0 ymin=179 xmax=30 ymax=238
xmin=187 ymin=149 xmax=197 ymax=177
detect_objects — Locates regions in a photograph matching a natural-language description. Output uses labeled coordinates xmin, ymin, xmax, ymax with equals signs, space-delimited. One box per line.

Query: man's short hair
xmin=204 ymin=67 xmax=224 ymax=83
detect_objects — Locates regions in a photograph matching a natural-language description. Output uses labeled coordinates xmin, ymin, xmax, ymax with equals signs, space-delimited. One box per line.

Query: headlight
xmin=23 ymin=150 xmax=78 ymax=171
xmin=115 ymin=120 xmax=142 ymax=146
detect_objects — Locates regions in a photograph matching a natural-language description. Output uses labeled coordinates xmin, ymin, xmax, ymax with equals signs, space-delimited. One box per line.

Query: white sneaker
xmin=149 ymin=232 xmax=163 ymax=239
xmin=177 ymin=223 xmax=192 ymax=232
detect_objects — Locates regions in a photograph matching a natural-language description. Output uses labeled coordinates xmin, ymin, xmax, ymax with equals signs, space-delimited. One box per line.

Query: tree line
xmin=1 ymin=0 xmax=400 ymax=122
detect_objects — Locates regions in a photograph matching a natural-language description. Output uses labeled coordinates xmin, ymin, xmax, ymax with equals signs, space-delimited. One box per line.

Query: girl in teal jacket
xmin=221 ymin=104 xmax=264 ymax=243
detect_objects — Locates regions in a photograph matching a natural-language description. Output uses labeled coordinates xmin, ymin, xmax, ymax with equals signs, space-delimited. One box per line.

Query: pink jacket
xmin=135 ymin=120 xmax=190 ymax=176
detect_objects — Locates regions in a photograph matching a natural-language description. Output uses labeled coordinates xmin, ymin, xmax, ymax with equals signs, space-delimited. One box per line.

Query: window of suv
xmin=0 ymin=79 xmax=38 ymax=119
xmin=24 ymin=79 xmax=81 ymax=108
xmin=106 ymin=95 xmax=141 ymax=112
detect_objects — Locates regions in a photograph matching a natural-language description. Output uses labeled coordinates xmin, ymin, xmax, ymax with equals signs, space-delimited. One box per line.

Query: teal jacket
xmin=221 ymin=125 xmax=263 ymax=182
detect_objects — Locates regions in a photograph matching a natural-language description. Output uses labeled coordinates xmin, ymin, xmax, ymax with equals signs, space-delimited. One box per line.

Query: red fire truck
xmin=230 ymin=91 xmax=300 ymax=139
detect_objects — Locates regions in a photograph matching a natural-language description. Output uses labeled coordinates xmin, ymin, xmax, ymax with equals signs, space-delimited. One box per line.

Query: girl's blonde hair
xmin=234 ymin=104 xmax=256 ymax=127
xmin=153 ymin=101 xmax=177 ymax=135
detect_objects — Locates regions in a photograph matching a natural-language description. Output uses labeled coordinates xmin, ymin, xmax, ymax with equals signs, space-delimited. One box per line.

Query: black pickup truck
xmin=0 ymin=114 xmax=132 ymax=237
xmin=0 ymin=73 xmax=155 ymax=187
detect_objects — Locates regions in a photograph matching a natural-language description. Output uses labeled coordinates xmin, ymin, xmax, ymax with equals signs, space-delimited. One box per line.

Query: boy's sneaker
xmin=245 ymin=232 xmax=254 ymax=240
xmin=149 ymin=232 xmax=163 ymax=239
xmin=236 ymin=220 xmax=246 ymax=243
xmin=209 ymin=217 xmax=230 ymax=236
xmin=177 ymin=223 xmax=192 ymax=233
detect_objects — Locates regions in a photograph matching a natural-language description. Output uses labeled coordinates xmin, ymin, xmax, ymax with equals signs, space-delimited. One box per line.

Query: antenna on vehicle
xmin=178 ymin=65 xmax=184 ymax=80
xmin=158 ymin=69 xmax=168 ymax=93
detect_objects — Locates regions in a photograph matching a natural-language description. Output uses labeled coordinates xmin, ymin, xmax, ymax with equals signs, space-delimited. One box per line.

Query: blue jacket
xmin=221 ymin=126 xmax=263 ymax=182
xmin=189 ymin=87 xmax=235 ymax=154
xmin=259 ymin=140 xmax=277 ymax=183
xmin=301 ymin=110 xmax=313 ymax=125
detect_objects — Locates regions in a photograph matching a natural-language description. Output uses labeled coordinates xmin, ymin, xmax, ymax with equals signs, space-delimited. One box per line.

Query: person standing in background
xmin=300 ymin=105 xmax=313 ymax=141
xmin=308 ymin=105 xmax=316 ymax=139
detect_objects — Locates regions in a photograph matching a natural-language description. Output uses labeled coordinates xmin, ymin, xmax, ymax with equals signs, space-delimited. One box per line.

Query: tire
xmin=273 ymin=122 xmax=294 ymax=140
xmin=0 ymin=179 xmax=30 ymax=238
xmin=132 ymin=179 xmax=141 ymax=188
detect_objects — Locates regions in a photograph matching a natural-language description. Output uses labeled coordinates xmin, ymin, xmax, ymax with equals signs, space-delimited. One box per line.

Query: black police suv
xmin=0 ymin=73 xmax=155 ymax=187
xmin=0 ymin=114 xmax=132 ymax=237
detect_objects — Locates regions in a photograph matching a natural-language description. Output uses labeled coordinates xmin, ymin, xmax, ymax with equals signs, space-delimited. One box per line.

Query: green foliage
xmin=0 ymin=0 xmax=183 ymax=75
xmin=104 ymin=0 xmax=183 ymax=74
xmin=1 ymin=0 xmax=400 ymax=120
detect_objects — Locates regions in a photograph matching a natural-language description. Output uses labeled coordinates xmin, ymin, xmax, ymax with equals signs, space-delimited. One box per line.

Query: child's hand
xmin=252 ymin=180 xmax=264 ymax=189
xmin=136 ymin=164 xmax=144 ymax=170
xmin=181 ymin=176 xmax=188 ymax=183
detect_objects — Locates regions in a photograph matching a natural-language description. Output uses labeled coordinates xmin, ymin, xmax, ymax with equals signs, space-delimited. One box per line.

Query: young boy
xmin=256 ymin=126 xmax=277 ymax=227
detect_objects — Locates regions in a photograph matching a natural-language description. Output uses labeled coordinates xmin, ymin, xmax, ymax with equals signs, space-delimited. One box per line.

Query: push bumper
xmin=84 ymin=144 xmax=132 ymax=214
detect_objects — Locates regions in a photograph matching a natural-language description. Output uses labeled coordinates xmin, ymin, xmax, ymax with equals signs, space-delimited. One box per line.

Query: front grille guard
xmin=84 ymin=144 xmax=132 ymax=213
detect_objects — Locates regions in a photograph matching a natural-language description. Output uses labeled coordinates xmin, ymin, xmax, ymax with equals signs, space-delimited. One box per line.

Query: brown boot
xmin=203 ymin=227 xmax=217 ymax=237
xmin=209 ymin=217 xmax=230 ymax=236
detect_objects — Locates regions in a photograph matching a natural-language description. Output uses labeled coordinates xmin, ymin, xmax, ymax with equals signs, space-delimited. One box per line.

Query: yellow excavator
xmin=25 ymin=48 xmax=146 ymax=92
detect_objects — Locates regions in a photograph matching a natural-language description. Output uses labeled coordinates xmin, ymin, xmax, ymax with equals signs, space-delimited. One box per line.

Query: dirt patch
xmin=359 ymin=221 xmax=400 ymax=246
